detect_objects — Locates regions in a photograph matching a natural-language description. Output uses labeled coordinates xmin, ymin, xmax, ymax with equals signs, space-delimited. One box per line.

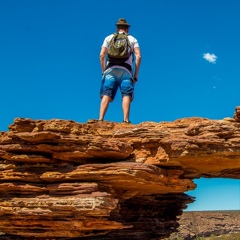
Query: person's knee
xmin=122 ymin=94 xmax=133 ymax=102
xmin=102 ymin=95 xmax=113 ymax=103
xmin=122 ymin=95 xmax=132 ymax=103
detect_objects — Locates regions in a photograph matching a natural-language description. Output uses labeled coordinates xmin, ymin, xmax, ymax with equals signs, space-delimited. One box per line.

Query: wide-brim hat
xmin=115 ymin=18 xmax=131 ymax=27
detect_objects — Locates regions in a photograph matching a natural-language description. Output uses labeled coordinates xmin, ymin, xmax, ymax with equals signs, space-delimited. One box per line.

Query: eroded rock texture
xmin=0 ymin=110 xmax=240 ymax=239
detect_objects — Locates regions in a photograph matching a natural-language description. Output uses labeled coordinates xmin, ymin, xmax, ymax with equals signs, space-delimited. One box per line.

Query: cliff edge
xmin=0 ymin=107 xmax=240 ymax=239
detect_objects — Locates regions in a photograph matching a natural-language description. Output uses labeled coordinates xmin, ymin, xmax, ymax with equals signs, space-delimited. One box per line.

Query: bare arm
xmin=133 ymin=47 xmax=141 ymax=81
xmin=100 ymin=46 xmax=108 ymax=74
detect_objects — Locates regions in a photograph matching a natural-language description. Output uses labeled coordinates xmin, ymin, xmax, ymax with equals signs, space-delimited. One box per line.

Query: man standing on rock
xmin=99 ymin=18 xmax=141 ymax=123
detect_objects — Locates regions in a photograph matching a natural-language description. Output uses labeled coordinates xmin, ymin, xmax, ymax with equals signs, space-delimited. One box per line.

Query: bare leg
xmin=122 ymin=96 xmax=131 ymax=122
xmin=99 ymin=95 xmax=112 ymax=120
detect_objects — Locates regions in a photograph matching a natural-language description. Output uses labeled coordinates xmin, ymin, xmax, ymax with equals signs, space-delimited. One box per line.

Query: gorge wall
xmin=0 ymin=107 xmax=240 ymax=239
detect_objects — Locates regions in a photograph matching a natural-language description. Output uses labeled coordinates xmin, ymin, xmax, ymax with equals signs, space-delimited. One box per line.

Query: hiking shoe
xmin=87 ymin=119 xmax=103 ymax=123
xmin=122 ymin=120 xmax=131 ymax=124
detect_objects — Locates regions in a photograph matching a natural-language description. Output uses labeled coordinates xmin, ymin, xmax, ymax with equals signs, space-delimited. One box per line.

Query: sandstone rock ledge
xmin=0 ymin=107 xmax=240 ymax=239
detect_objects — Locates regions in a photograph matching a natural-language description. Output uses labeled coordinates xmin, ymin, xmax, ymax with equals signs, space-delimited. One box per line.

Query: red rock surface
xmin=0 ymin=108 xmax=240 ymax=239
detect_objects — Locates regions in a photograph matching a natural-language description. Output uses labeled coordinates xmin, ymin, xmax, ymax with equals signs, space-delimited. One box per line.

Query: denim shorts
xmin=100 ymin=68 xmax=134 ymax=101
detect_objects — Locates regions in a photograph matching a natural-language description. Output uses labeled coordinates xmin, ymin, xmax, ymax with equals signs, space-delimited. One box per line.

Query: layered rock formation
xmin=0 ymin=108 xmax=240 ymax=239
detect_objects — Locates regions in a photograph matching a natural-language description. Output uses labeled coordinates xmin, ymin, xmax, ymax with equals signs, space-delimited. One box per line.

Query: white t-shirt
xmin=102 ymin=32 xmax=139 ymax=72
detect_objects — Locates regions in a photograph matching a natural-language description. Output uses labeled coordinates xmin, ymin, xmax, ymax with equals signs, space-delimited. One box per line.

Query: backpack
xmin=107 ymin=33 xmax=132 ymax=64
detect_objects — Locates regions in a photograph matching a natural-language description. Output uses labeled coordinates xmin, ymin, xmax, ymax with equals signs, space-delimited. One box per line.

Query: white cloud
xmin=203 ymin=53 xmax=217 ymax=63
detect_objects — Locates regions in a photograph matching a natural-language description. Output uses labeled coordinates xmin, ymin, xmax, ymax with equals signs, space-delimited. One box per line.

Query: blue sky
xmin=0 ymin=0 xmax=239 ymax=211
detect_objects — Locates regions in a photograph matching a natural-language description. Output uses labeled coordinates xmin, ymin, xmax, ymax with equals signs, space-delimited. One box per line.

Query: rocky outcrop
xmin=0 ymin=108 xmax=240 ymax=239
xmin=234 ymin=106 xmax=240 ymax=122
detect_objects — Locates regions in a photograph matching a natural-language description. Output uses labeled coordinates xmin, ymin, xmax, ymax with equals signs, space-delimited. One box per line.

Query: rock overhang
xmin=0 ymin=107 xmax=239 ymax=239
